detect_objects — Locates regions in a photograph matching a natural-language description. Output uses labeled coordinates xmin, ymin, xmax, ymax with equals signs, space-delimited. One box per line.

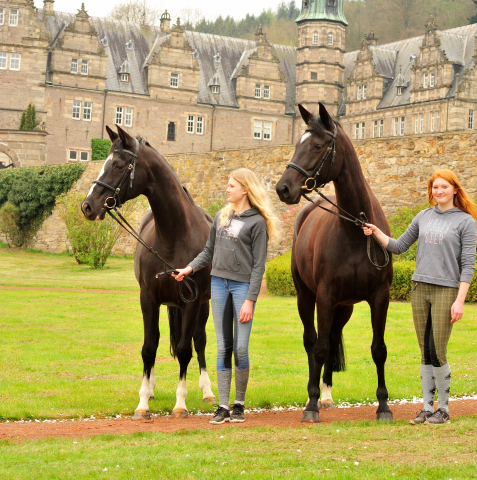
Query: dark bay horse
xmin=81 ymin=125 xmax=216 ymax=419
xmin=276 ymin=103 xmax=394 ymax=422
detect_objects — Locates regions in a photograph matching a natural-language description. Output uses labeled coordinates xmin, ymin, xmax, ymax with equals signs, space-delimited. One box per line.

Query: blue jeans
xmin=211 ymin=276 xmax=254 ymax=371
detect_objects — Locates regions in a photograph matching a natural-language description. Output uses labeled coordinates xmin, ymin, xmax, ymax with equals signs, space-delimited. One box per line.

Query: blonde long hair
xmin=219 ymin=168 xmax=280 ymax=243
xmin=427 ymin=169 xmax=477 ymax=221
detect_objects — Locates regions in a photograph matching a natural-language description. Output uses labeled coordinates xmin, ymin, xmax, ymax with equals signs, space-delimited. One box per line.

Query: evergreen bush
xmin=19 ymin=103 xmax=37 ymax=131
xmin=0 ymin=202 xmax=21 ymax=246
xmin=265 ymin=251 xmax=296 ymax=296
xmin=56 ymin=190 xmax=147 ymax=268
xmin=389 ymin=261 xmax=414 ymax=301
xmin=91 ymin=139 xmax=112 ymax=161
xmin=0 ymin=163 xmax=86 ymax=247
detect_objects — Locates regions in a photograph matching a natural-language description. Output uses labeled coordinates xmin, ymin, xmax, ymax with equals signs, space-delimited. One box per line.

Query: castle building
xmin=1 ymin=0 xmax=477 ymax=167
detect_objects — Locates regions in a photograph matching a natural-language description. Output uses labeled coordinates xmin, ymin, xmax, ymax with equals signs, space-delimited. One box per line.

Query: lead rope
xmin=302 ymin=190 xmax=389 ymax=270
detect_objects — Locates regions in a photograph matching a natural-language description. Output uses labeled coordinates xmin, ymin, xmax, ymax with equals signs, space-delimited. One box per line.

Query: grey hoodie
xmin=189 ymin=208 xmax=268 ymax=302
xmin=387 ymin=206 xmax=476 ymax=288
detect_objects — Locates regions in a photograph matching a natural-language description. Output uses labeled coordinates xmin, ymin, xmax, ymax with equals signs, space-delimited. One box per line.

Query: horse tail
xmin=332 ymin=334 xmax=346 ymax=372
xmin=168 ymin=306 xmax=182 ymax=358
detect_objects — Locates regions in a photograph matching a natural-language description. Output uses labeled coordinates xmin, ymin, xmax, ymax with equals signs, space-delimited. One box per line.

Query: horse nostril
xmin=276 ymin=184 xmax=289 ymax=201
xmin=82 ymin=201 xmax=91 ymax=215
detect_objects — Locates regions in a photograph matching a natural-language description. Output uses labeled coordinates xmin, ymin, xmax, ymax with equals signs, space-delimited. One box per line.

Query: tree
xmin=19 ymin=103 xmax=37 ymax=131
xmin=108 ymin=0 xmax=161 ymax=25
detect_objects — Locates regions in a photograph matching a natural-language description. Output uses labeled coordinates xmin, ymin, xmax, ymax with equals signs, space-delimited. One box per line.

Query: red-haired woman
xmin=364 ymin=169 xmax=477 ymax=425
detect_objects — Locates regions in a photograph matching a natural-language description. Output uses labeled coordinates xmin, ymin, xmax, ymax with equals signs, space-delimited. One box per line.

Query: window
xmin=373 ymin=120 xmax=378 ymax=139
xmin=362 ymin=85 xmax=367 ymax=99
xmin=115 ymin=107 xmax=123 ymax=125
xmin=354 ymin=123 xmax=359 ymax=139
xmin=72 ymin=101 xmax=81 ymax=120
xmin=263 ymin=121 xmax=271 ymax=140
xmin=9 ymin=53 xmax=20 ymax=71
xmin=430 ymin=72 xmax=435 ymax=88
xmin=120 ymin=73 xmax=129 ymax=82
xmin=469 ymin=110 xmax=474 ymax=130
xmin=9 ymin=9 xmax=18 ymax=26
xmin=420 ymin=113 xmax=424 ymax=133
xmin=430 ymin=112 xmax=435 ymax=132
xmin=170 ymin=73 xmax=179 ymax=88
xmin=397 ymin=86 xmax=403 ymax=96
xmin=360 ymin=122 xmax=365 ymax=139
xmin=83 ymin=102 xmax=92 ymax=121
xmin=436 ymin=111 xmax=440 ymax=131
xmin=125 ymin=108 xmax=133 ymax=127
xmin=423 ymin=73 xmax=428 ymax=89
xmin=400 ymin=116 xmax=405 ymax=136
xmin=357 ymin=85 xmax=361 ymax=100
xmin=373 ymin=119 xmax=383 ymax=138
xmin=379 ymin=119 xmax=384 ymax=137
xmin=81 ymin=60 xmax=88 ymax=75
xmin=311 ymin=72 xmax=317 ymax=80
xmin=393 ymin=117 xmax=399 ymax=136
xmin=414 ymin=114 xmax=418 ymax=134
xmin=255 ymin=84 xmax=261 ymax=98
xmin=254 ymin=120 xmax=262 ymax=139
xmin=80 ymin=151 xmax=89 ymax=162
xmin=196 ymin=116 xmax=203 ymax=135
xmin=312 ymin=32 xmax=319 ymax=44
xmin=0 ymin=8 xmax=4 ymax=25
xmin=302 ymin=35 xmax=305 ymax=46
xmin=187 ymin=115 xmax=195 ymax=134
xmin=211 ymin=85 xmax=219 ymax=94
xmin=0 ymin=52 xmax=6 ymax=70
xmin=69 ymin=150 xmax=78 ymax=161
xmin=328 ymin=33 xmax=333 ymax=45
xmin=328 ymin=0 xmax=336 ymax=5
xmin=71 ymin=59 xmax=78 ymax=74
xmin=264 ymin=85 xmax=270 ymax=99
xmin=167 ymin=122 xmax=175 ymax=141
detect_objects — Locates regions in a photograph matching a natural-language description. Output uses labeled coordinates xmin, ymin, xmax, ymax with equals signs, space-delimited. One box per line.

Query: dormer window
xmin=118 ymin=60 xmax=130 ymax=83
xmin=430 ymin=72 xmax=435 ymax=87
xmin=397 ymin=86 xmax=403 ymax=96
xmin=126 ymin=40 xmax=134 ymax=51
xmin=328 ymin=33 xmax=333 ymax=45
xmin=9 ymin=9 xmax=18 ymax=26
xmin=120 ymin=73 xmax=129 ymax=82
xmin=81 ymin=60 xmax=88 ymax=75
xmin=312 ymin=32 xmax=319 ymax=45
xmin=211 ymin=85 xmax=219 ymax=94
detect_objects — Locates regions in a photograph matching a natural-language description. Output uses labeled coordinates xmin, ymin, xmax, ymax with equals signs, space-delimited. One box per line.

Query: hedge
xmin=91 ymin=139 xmax=112 ymax=160
xmin=266 ymin=254 xmax=477 ymax=303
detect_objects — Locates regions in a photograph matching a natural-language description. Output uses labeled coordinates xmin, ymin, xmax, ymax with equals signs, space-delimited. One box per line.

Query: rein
xmin=286 ymin=126 xmax=389 ymax=271
xmin=94 ymin=139 xmax=199 ymax=303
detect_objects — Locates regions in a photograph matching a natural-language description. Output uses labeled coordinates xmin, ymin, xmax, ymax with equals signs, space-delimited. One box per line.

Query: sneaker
xmin=426 ymin=408 xmax=450 ymax=425
xmin=230 ymin=403 xmax=245 ymax=423
xmin=409 ymin=409 xmax=433 ymax=425
xmin=210 ymin=406 xmax=230 ymax=424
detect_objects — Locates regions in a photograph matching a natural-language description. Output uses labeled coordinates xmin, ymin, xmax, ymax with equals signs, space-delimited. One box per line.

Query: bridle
xmin=285 ymin=123 xmax=389 ymax=271
xmin=90 ymin=138 xmax=199 ymax=302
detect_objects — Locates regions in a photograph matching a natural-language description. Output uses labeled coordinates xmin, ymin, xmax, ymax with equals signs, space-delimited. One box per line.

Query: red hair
xmin=427 ymin=169 xmax=477 ymax=221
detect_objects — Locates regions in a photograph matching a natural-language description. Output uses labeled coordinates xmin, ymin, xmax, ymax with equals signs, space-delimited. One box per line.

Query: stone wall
xmin=30 ymin=130 xmax=477 ymax=255
xmin=0 ymin=130 xmax=48 ymax=167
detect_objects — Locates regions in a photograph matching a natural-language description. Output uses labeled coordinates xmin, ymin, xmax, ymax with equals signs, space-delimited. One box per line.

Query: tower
xmin=295 ymin=0 xmax=347 ymax=127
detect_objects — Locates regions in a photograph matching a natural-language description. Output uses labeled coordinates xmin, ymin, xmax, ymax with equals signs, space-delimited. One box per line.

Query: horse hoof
xmin=319 ymin=400 xmax=334 ymax=409
xmin=172 ymin=409 xmax=188 ymax=419
xmin=203 ymin=396 xmax=217 ymax=404
xmin=132 ymin=410 xmax=150 ymax=420
xmin=376 ymin=411 xmax=393 ymax=422
xmin=301 ymin=411 xmax=320 ymax=423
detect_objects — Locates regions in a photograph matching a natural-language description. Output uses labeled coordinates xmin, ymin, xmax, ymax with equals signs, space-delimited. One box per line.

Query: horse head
xmin=276 ymin=103 xmax=343 ymax=205
xmin=81 ymin=125 xmax=147 ymax=221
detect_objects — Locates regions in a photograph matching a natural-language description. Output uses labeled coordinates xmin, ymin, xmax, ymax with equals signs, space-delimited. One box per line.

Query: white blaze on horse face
xmin=300 ymin=132 xmax=311 ymax=144
xmin=86 ymin=154 xmax=113 ymax=198
xmin=173 ymin=377 xmax=188 ymax=413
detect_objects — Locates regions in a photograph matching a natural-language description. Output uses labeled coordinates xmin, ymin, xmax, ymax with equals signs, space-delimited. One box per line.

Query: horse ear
xmin=116 ymin=125 xmax=135 ymax=149
xmin=105 ymin=125 xmax=118 ymax=142
xmin=298 ymin=104 xmax=313 ymax=125
xmin=318 ymin=103 xmax=334 ymax=131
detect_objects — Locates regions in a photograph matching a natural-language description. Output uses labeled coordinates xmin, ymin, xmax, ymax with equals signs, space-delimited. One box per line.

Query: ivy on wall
xmin=0 ymin=163 xmax=86 ymax=246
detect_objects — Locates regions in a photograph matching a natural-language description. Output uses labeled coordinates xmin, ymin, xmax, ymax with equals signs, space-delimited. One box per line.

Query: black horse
xmin=276 ymin=104 xmax=394 ymax=422
xmin=82 ymin=125 xmax=216 ymax=419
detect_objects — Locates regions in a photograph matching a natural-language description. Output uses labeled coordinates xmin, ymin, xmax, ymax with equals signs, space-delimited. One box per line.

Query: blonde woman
xmin=173 ymin=168 xmax=279 ymax=424
xmin=364 ymin=169 xmax=477 ymax=425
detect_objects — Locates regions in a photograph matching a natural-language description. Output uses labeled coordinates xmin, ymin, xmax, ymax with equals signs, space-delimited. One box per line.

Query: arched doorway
xmin=0 ymin=143 xmax=21 ymax=168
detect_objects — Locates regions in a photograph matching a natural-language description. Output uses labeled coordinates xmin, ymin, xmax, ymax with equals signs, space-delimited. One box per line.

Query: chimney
xmin=160 ymin=9 xmax=171 ymax=33
xmin=43 ymin=0 xmax=54 ymax=15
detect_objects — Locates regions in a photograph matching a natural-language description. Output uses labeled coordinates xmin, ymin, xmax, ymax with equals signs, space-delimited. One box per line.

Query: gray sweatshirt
xmin=387 ymin=206 xmax=476 ymax=288
xmin=189 ymin=208 xmax=268 ymax=302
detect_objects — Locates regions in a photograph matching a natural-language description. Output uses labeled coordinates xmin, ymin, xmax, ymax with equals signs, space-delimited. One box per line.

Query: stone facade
xmin=0 ymin=130 xmax=47 ymax=166
xmin=30 ymin=130 xmax=477 ymax=255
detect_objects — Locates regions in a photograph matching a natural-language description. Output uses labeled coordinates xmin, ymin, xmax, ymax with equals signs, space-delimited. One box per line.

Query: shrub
xmin=91 ymin=139 xmax=112 ymax=161
xmin=0 ymin=163 xmax=85 ymax=247
xmin=203 ymin=198 xmax=226 ymax=219
xmin=389 ymin=261 xmax=414 ymax=301
xmin=388 ymin=201 xmax=429 ymax=262
xmin=19 ymin=103 xmax=36 ymax=130
xmin=265 ymin=251 xmax=296 ymax=296
xmin=57 ymin=189 xmax=146 ymax=268
xmin=0 ymin=202 xmax=21 ymax=246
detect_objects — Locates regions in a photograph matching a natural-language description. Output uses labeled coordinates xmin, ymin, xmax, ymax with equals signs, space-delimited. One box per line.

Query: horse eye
xmin=314 ymin=144 xmax=322 ymax=151
xmin=112 ymin=161 xmax=125 ymax=170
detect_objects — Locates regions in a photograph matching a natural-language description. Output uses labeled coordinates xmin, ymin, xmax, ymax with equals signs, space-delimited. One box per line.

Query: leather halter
xmin=93 ymin=139 xmax=139 ymax=209
xmin=286 ymin=124 xmax=337 ymax=191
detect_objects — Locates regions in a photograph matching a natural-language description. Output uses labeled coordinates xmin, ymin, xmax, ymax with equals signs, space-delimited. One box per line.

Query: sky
xmin=33 ymin=0 xmax=285 ymax=22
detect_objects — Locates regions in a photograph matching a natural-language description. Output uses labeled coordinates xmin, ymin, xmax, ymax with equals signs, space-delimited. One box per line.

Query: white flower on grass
xmin=241 ymin=472 xmax=246 ymax=475
xmin=297 ymin=449 xmax=301 ymax=453
xmin=354 ymin=462 xmax=359 ymax=466
xmin=103 ymin=468 xmax=107 ymax=471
